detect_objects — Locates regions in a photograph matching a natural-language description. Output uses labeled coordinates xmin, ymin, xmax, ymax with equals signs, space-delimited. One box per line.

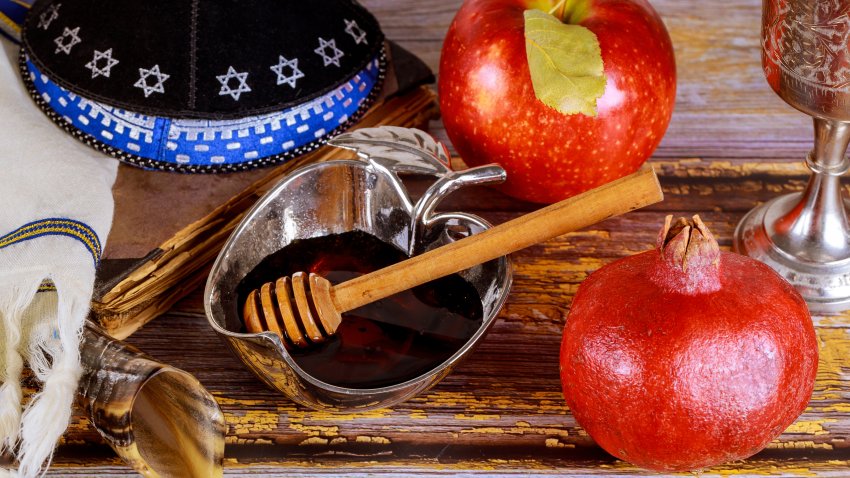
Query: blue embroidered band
xmin=0 ymin=218 xmax=102 ymax=266
xmin=21 ymin=51 xmax=385 ymax=173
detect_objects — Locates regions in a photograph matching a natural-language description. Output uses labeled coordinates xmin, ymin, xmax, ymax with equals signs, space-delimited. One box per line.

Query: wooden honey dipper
xmin=243 ymin=165 xmax=663 ymax=348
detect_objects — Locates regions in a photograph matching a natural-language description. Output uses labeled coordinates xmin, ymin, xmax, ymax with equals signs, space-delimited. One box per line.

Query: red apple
xmin=439 ymin=0 xmax=676 ymax=203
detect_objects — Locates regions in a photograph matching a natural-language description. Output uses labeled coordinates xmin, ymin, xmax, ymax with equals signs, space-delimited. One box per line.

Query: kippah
xmin=20 ymin=0 xmax=387 ymax=172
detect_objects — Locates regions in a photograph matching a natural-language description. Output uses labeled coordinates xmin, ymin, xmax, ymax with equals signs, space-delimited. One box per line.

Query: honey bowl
xmin=204 ymin=127 xmax=512 ymax=412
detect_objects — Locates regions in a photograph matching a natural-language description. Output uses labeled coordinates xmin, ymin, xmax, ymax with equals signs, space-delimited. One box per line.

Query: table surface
xmin=49 ymin=0 xmax=850 ymax=476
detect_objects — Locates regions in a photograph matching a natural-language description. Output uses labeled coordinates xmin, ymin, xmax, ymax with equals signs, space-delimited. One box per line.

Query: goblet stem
xmin=734 ymin=118 xmax=850 ymax=313
xmin=769 ymin=118 xmax=850 ymax=263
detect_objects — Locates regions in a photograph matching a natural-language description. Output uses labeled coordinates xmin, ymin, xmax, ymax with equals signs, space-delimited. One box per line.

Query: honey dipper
xmin=243 ymin=165 xmax=663 ymax=348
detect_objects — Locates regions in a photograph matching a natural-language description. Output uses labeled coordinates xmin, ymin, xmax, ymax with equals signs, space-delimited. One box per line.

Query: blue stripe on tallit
xmin=25 ymin=55 xmax=380 ymax=169
xmin=0 ymin=218 xmax=101 ymax=267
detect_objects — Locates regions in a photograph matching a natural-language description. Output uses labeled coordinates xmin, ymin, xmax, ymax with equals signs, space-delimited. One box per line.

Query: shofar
xmin=79 ymin=322 xmax=226 ymax=477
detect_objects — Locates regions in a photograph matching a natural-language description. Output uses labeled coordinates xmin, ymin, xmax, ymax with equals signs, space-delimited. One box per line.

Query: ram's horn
xmin=79 ymin=322 xmax=226 ymax=477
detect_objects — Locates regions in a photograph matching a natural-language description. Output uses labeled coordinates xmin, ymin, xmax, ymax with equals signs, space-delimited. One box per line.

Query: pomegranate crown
xmin=653 ymin=215 xmax=721 ymax=294
xmin=657 ymin=215 xmax=720 ymax=271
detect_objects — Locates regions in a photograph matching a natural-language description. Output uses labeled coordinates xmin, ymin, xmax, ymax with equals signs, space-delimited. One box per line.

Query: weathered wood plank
xmin=44 ymin=457 xmax=850 ymax=478
xmin=51 ymin=207 xmax=850 ymax=475
xmin=405 ymin=163 xmax=819 ymax=217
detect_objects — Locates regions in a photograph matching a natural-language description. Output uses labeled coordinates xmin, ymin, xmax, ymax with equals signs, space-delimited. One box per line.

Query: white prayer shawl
xmin=0 ymin=40 xmax=117 ymax=476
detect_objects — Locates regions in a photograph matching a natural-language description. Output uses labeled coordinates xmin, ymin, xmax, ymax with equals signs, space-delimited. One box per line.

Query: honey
xmin=237 ymin=231 xmax=484 ymax=389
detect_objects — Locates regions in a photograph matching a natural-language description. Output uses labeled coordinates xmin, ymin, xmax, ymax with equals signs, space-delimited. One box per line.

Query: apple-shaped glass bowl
xmin=204 ymin=126 xmax=511 ymax=411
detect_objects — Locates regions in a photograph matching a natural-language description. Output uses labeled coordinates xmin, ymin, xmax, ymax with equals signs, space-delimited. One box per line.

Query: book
xmin=91 ymin=43 xmax=439 ymax=339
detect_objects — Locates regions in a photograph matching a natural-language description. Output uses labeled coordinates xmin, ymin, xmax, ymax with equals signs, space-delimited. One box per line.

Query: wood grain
xmin=48 ymin=0 xmax=850 ymax=476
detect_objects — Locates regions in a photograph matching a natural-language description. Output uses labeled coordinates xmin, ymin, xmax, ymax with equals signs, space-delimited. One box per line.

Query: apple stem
xmin=547 ymin=0 xmax=567 ymax=19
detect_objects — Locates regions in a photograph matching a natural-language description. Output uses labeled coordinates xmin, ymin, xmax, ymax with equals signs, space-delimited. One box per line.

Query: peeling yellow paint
xmin=544 ymin=438 xmax=575 ymax=448
xmin=783 ymin=419 xmax=835 ymax=436
xmin=454 ymin=414 xmax=501 ymax=420
xmin=409 ymin=390 xmax=568 ymax=415
xmin=822 ymin=402 xmax=850 ymax=413
xmin=355 ymin=435 xmax=391 ymax=444
xmin=288 ymin=423 xmax=340 ymax=437
xmin=226 ymin=437 xmax=274 ymax=445
xmin=210 ymin=394 xmax=268 ymax=407
xmin=229 ymin=410 xmax=279 ymax=434
xmin=460 ymin=427 xmax=506 ymax=435
xmin=292 ymin=408 xmax=393 ymax=421
xmin=811 ymin=314 xmax=850 ymax=327
xmin=767 ymin=440 xmax=832 ymax=450
xmin=215 ymin=454 xmax=850 ymax=474
xmin=709 ymin=467 xmax=818 ymax=477
xmin=459 ymin=424 xmax=569 ymax=438
xmin=814 ymin=327 xmax=850 ymax=396
xmin=299 ymin=437 xmax=329 ymax=446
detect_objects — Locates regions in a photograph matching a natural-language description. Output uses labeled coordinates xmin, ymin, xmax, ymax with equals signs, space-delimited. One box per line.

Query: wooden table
xmin=50 ymin=0 xmax=850 ymax=476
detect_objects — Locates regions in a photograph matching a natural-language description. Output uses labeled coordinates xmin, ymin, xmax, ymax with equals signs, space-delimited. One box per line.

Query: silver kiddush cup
xmin=734 ymin=0 xmax=850 ymax=313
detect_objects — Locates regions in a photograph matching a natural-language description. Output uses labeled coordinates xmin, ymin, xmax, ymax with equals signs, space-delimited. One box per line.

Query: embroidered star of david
xmin=53 ymin=26 xmax=80 ymax=54
xmin=314 ymin=37 xmax=344 ymax=67
xmin=38 ymin=3 xmax=61 ymax=30
xmin=217 ymin=66 xmax=251 ymax=100
xmin=134 ymin=64 xmax=170 ymax=97
xmin=85 ymin=48 xmax=119 ymax=78
xmin=344 ymin=19 xmax=367 ymax=45
xmin=270 ymin=55 xmax=305 ymax=88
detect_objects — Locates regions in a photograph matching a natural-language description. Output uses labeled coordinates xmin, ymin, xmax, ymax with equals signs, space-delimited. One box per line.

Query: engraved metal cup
xmin=204 ymin=127 xmax=511 ymax=412
xmin=734 ymin=0 xmax=850 ymax=312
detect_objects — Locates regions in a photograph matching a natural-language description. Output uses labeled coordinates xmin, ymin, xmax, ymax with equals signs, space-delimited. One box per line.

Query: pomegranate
xmin=559 ymin=215 xmax=818 ymax=471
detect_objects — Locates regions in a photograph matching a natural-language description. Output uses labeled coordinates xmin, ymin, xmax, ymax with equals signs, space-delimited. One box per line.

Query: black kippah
xmin=23 ymin=0 xmax=384 ymax=119
xmin=19 ymin=0 xmax=389 ymax=172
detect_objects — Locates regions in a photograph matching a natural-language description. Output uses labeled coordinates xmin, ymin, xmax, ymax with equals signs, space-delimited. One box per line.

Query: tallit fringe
xmin=0 ymin=275 xmax=86 ymax=478
xmin=0 ymin=280 xmax=39 ymax=456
